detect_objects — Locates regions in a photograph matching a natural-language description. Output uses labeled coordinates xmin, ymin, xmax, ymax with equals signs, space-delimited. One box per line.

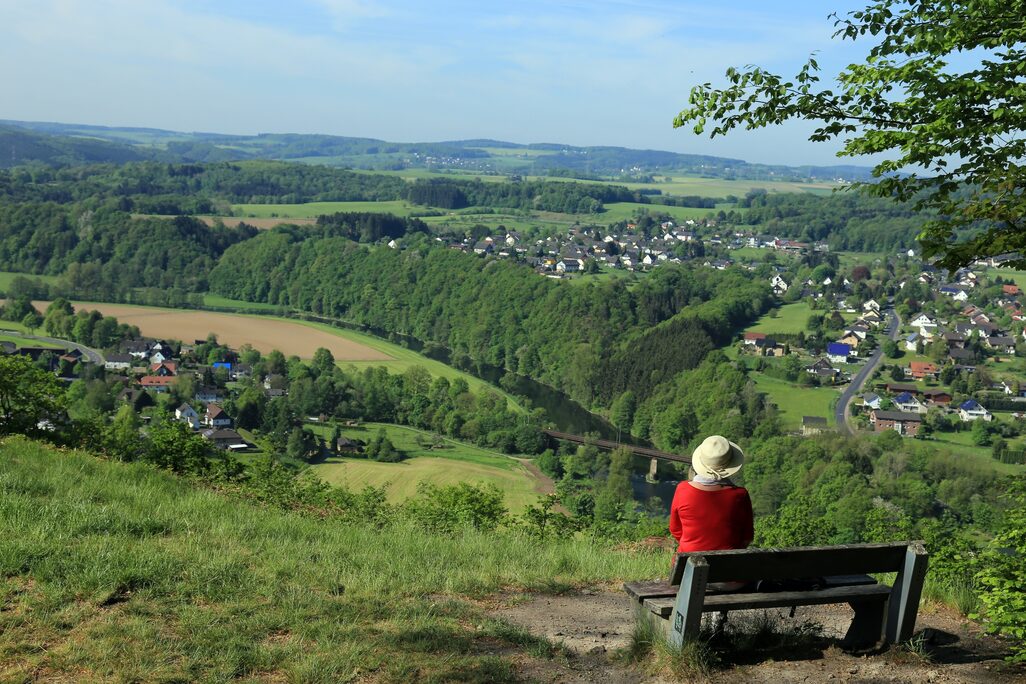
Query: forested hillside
xmin=208 ymin=234 xmax=772 ymax=408
xmin=727 ymin=190 xmax=928 ymax=252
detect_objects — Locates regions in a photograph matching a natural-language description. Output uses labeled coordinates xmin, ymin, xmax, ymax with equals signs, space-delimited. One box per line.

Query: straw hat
xmin=691 ymin=435 xmax=744 ymax=479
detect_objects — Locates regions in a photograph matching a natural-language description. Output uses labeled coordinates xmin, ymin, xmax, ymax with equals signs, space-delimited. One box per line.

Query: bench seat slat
xmin=625 ymin=574 xmax=878 ymax=603
xmin=643 ymin=583 xmax=892 ymax=618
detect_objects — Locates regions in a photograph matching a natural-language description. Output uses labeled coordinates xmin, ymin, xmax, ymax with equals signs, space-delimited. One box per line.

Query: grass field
xmin=0 ymin=270 xmax=58 ymax=290
xmin=639 ymin=174 xmax=839 ymax=197
xmin=201 ymin=294 xmax=285 ymax=312
xmin=0 ymin=320 xmax=32 ymax=334
xmin=925 ymin=428 xmax=1025 ymax=476
xmin=307 ymin=423 xmax=542 ymax=512
xmin=986 ymin=267 xmax=1026 ymax=291
xmin=597 ymin=202 xmax=717 ymax=223
xmin=234 ymin=200 xmax=416 ymax=219
xmin=0 ymin=332 xmax=61 ymax=349
xmin=745 ymin=303 xmax=818 ymax=335
xmin=750 ymin=373 xmax=839 ymax=431
xmin=0 ymin=436 xmax=666 ymax=682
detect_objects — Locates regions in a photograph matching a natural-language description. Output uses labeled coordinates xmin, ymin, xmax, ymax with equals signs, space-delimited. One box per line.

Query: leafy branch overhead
xmin=675 ymin=0 xmax=1026 ymax=271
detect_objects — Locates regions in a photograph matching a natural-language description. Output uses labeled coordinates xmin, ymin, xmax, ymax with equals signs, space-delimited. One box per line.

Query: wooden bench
xmin=624 ymin=542 xmax=927 ymax=650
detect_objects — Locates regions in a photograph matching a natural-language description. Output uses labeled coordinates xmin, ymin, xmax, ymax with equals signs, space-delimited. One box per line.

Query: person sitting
xmin=668 ymin=435 xmax=754 ymax=594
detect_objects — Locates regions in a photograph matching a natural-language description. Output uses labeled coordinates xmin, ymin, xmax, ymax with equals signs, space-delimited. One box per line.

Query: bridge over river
xmin=542 ymin=429 xmax=690 ymax=481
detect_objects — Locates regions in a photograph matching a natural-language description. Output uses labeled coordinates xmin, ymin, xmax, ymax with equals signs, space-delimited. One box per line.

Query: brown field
xmin=131 ymin=214 xmax=316 ymax=230
xmin=43 ymin=302 xmax=392 ymax=361
xmin=194 ymin=216 xmax=317 ymax=229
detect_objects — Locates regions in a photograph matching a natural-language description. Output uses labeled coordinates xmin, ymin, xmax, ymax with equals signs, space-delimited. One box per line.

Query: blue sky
xmin=1 ymin=0 xmax=872 ymax=165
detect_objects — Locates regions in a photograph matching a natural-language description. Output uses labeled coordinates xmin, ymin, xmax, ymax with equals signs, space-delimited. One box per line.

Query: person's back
xmin=670 ymin=482 xmax=753 ymax=553
xmin=668 ymin=435 xmax=754 ymax=554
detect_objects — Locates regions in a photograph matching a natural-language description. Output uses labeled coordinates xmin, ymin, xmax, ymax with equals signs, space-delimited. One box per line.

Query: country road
xmin=4 ymin=330 xmax=105 ymax=365
xmin=834 ymin=310 xmax=901 ymax=435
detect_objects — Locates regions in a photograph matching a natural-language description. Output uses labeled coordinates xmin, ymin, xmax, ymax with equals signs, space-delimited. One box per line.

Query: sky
xmin=0 ymin=0 xmax=875 ymax=166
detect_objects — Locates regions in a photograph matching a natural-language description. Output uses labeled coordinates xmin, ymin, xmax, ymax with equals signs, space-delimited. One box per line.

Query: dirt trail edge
xmin=490 ymin=588 xmax=1024 ymax=683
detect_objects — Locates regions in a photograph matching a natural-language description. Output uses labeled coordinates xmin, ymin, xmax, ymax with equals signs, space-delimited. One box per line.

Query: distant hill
xmin=0 ymin=125 xmax=151 ymax=168
xmin=0 ymin=119 xmax=876 ymax=181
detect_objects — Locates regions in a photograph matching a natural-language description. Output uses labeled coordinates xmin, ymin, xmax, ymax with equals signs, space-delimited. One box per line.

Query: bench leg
xmin=668 ymin=556 xmax=709 ymax=649
xmin=842 ymin=597 xmax=887 ymax=650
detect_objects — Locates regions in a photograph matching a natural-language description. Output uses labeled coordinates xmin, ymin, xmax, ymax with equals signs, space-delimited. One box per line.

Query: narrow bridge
xmin=542 ymin=430 xmax=690 ymax=481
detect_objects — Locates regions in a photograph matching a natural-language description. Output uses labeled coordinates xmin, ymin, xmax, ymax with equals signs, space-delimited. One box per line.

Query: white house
xmin=863 ymin=299 xmax=881 ymax=313
xmin=104 ymin=354 xmax=133 ymax=371
xmin=909 ymin=313 xmax=936 ymax=329
xmin=893 ymin=392 xmax=927 ymax=415
xmin=958 ymin=399 xmax=992 ymax=422
xmin=862 ymin=393 xmax=883 ymax=410
xmin=904 ymin=333 xmax=920 ymax=353
xmin=175 ymin=403 xmax=200 ymax=430
xmin=770 ymin=274 xmax=789 ymax=294
xmin=204 ymin=404 xmax=233 ymax=429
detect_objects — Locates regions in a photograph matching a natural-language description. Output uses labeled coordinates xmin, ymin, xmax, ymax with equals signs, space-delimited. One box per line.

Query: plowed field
xmin=50 ymin=302 xmax=392 ymax=361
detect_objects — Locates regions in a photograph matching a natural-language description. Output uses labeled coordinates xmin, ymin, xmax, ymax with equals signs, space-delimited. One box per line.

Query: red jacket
xmin=669 ymin=482 xmax=754 ymax=553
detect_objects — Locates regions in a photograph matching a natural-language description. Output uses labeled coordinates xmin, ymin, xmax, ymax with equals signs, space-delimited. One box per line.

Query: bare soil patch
xmin=195 ymin=215 xmax=317 ymax=229
xmin=54 ymin=302 xmax=392 ymax=361
xmin=131 ymin=214 xmax=316 ymax=230
xmin=491 ymin=589 xmax=1025 ymax=683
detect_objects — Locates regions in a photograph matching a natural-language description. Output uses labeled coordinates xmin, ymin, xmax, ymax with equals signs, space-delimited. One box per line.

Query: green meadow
xmin=0 ymin=270 xmax=58 ymax=291
xmin=233 ymin=200 xmax=416 ymax=219
xmin=749 ymin=372 xmax=839 ymax=431
xmin=745 ymin=302 xmax=819 ymax=335
xmin=306 ymin=423 xmax=541 ymax=511
xmin=200 ymin=293 xmax=285 ymax=312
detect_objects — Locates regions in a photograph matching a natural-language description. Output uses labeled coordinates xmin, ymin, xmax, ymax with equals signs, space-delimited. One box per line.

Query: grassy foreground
xmin=0 ymin=437 xmax=666 ymax=682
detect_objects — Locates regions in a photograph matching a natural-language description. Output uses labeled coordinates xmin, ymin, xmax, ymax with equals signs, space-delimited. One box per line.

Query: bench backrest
xmin=669 ymin=542 xmax=920 ymax=585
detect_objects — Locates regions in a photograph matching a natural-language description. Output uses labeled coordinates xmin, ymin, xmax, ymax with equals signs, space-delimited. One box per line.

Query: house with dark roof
xmin=923 ymin=389 xmax=953 ymax=405
xmin=886 ymin=382 xmax=921 ymax=395
xmin=827 ymin=343 xmax=852 ymax=364
xmin=870 ymin=410 xmax=923 ymax=436
xmin=958 ymin=400 xmax=992 ymax=422
xmin=893 ymin=392 xmax=927 ymax=414
xmin=104 ymin=354 xmax=133 ymax=371
xmin=801 ymin=416 xmax=830 ymax=436
xmin=204 ymin=404 xmax=232 ymax=429
xmin=200 ymin=428 xmax=248 ymax=450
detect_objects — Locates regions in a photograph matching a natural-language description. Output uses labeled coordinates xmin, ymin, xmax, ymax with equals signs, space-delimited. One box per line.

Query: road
xmin=4 ymin=330 xmax=105 ymax=365
xmin=834 ymin=310 xmax=901 ymax=435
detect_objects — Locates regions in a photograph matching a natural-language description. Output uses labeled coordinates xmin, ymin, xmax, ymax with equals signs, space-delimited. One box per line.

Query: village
xmin=733 ymin=249 xmax=1026 ymax=461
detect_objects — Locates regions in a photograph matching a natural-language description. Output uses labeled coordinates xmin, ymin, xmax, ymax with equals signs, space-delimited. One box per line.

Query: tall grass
xmin=0 ymin=437 xmax=666 ymax=681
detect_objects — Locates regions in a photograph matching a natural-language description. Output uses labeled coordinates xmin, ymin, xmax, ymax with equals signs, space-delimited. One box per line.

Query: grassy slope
xmin=0 ymin=333 xmax=61 ymax=349
xmin=750 ymin=373 xmax=839 ymax=431
xmin=0 ymin=437 xmax=665 ymax=682
xmin=306 ymin=423 xmax=541 ymax=511
xmin=745 ymin=302 xmax=856 ymax=336
xmin=745 ymin=302 xmax=819 ymax=335
xmin=234 ymin=200 xmax=416 ymax=218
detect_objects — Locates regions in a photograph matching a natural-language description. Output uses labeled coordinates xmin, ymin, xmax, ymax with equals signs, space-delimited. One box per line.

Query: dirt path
xmin=489 ymin=589 xmax=1024 ymax=683
xmin=514 ymin=457 xmax=556 ymax=496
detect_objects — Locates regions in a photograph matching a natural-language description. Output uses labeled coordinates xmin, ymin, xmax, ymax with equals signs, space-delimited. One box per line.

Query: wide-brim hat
xmin=692 ymin=435 xmax=744 ymax=479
